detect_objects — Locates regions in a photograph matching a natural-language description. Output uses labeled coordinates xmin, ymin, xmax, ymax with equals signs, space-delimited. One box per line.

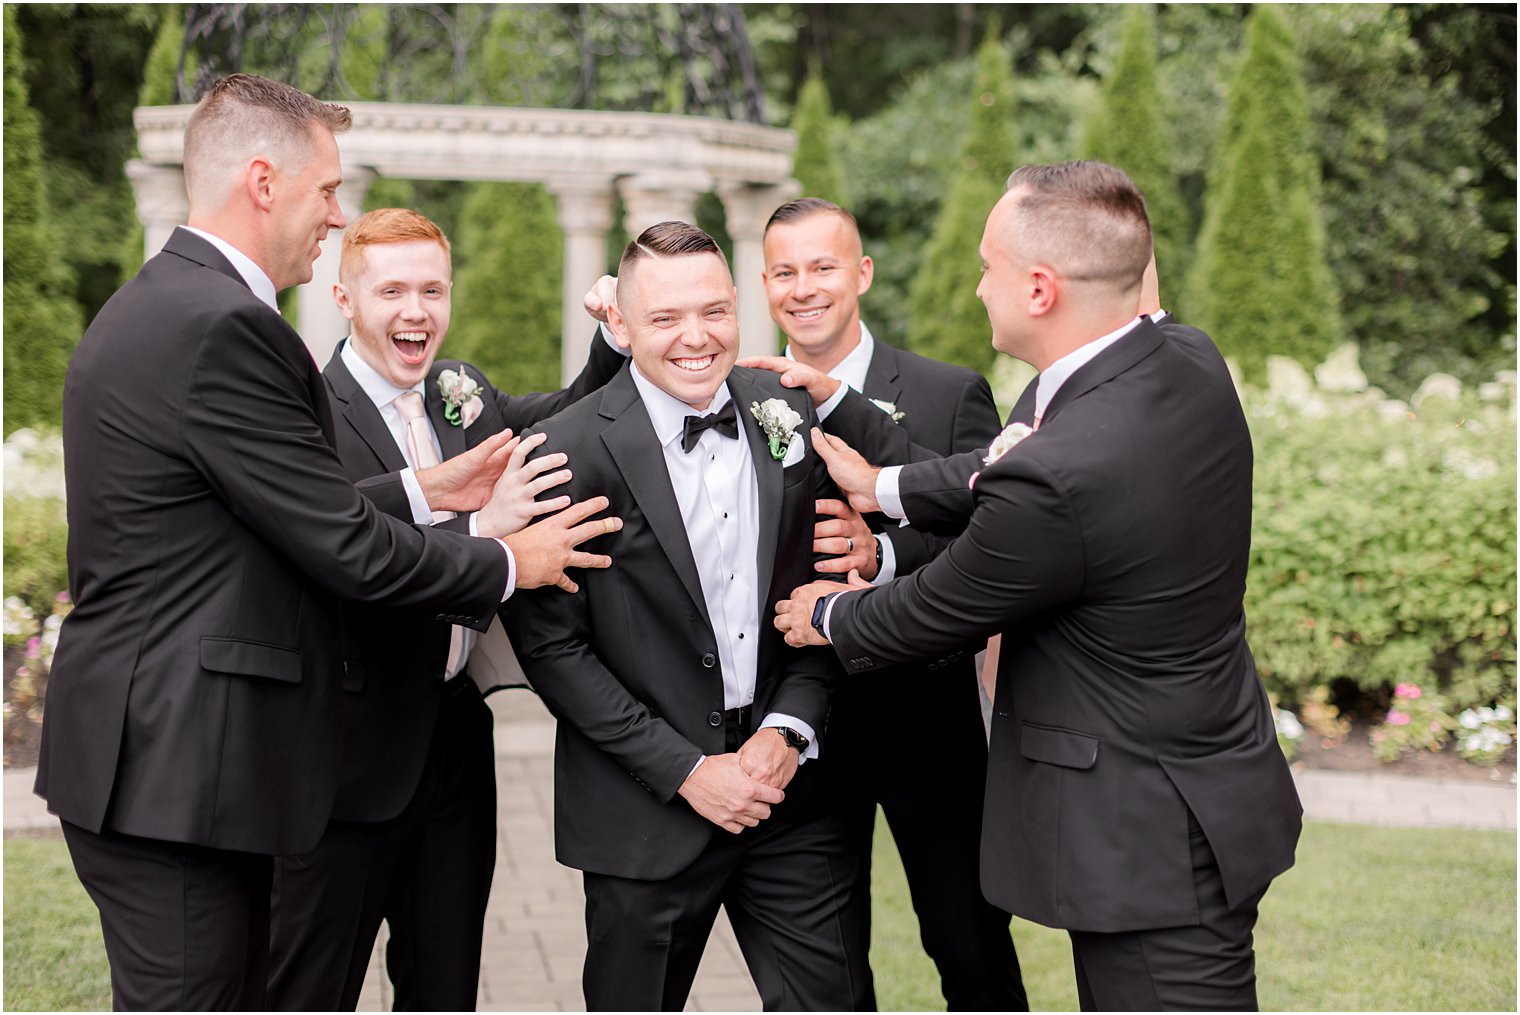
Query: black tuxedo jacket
xmin=36 ymin=228 xmax=507 ymax=856
xmin=503 ymin=366 xmax=839 ymax=881
xmin=322 ymin=337 xmax=624 ymax=823
xmin=826 ymin=319 xmax=1302 ymax=933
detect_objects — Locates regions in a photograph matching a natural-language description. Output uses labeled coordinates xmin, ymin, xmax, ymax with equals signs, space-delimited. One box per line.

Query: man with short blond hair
xmin=268 ymin=207 xmax=628 ymax=1011
xmin=37 ymin=76 xmax=615 ymax=1010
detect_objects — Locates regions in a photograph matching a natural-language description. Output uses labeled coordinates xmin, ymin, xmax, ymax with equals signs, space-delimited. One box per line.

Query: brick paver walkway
xmin=6 ymin=689 xmax=1514 ymax=1012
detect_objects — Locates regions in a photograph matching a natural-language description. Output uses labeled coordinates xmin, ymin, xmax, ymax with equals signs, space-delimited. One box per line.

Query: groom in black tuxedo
xmin=779 ymin=161 xmax=1302 ymax=1011
xmin=504 ymin=221 xmax=870 ymax=1011
xmin=36 ymin=76 xmax=616 ymax=1011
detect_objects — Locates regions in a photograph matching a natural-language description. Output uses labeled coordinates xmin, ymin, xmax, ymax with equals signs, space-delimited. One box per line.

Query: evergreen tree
xmin=1184 ymin=5 xmax=1339 ymax=378
xmin=139 ymin=4 xmax=192 ymax=106
xmin=906 ymin=28 xmax=1015 ymax=374
xmin=448 ymin=182 xmax=564 ymax=394
xmin=790 ymin=66 xmax=845 ymax=204
xmin=4 ymin=8 xmax=84 ymax=434
xmin=1081 ymin=5 xmax=1187 ymax=291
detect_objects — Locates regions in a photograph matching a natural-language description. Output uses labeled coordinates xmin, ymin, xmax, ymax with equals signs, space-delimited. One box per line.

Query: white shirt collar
xmin=629 ymin=364 xmax=734 ymax=448
xmin=340 ymin=338 xmax=424 ymax=410
xmin=784 ymin=321 xmax=876 ymax=391
xmin=180 ymin=226 xmax=279 ymax=312
xmin=1034 ymin=316 xmax=1145 ymax=420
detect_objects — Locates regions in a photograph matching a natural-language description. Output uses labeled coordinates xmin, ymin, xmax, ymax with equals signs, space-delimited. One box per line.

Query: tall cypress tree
xmin=1184 ymin=5 xmax=1339 ymax=378
xmin=448 ymin=182 xmax=564 ymax=395
xmin=139 ymin=4 xmax=193 ymax=106
xmin=4 ymin=8 xmax=83 ymax=434
xmin=790 ymin=65 xmax=846 ymax=204
xmin=907 ymin=28 xmax=1015 ymax=374
xmin=1081 ymin=5 xmax=1187 ymax=291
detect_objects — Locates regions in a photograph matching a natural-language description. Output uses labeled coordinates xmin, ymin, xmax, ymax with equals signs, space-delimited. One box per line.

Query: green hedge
xmin=1244 ymin=353 xmax=1516 ymax=713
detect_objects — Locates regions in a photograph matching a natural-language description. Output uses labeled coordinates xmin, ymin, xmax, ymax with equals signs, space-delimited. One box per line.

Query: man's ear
xmin=333 ymin=283 xmax=356 ymax=321
xmin=856 ymin=254 xmax=875 ymax=297
xmin=245 ymin=157 xmax=276 ymax=212
xmin=1028 ymin=265 xmax=1058 ymax=318
xmin=606 ymin=302 xmax=632 ymax=349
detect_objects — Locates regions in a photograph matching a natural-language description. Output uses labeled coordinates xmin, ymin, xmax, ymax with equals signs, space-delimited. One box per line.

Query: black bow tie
xmin=681 ymin=400 xmax=739 ymax=453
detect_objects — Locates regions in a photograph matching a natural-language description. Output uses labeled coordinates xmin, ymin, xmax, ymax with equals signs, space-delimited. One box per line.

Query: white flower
xmin=1275 ymin=709 xmax=1304 ymax=740
xmin=750 ymin=398 xmax=803 ymax=461
xmin=1314 ymin=343 xmax=1368 ymax=393
xmin=869 ymin=398 xmax=906 ymax=423
xmin=437 ymin=368 xmax=483 ymax=427
xmin=983 ymin=422 xmax=1034 ymax=466
xmin=1412 ymin=373 xmax=1462 ymax=408
xmin=2 ymin=597 xmax=35 ymax=639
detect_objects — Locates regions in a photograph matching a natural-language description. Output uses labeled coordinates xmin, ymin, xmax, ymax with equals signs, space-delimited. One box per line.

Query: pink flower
xmin=25 ymin=637 xmax=40 ymax=656
xmin=54 ymin=591 xmax=71 ymax=605
xmin=1386 ymin=710 xmax=1411 ymax=726
xmin=1429 ymin=721 xmax=1442 ymax=732
xmin=1394 ymin=683 xmax=1422 ymax=699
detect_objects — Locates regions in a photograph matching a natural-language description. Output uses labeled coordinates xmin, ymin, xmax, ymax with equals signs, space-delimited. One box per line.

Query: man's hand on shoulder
xmin=677 ymin=753 xmax=785 ymax=834
xmin=475 ymin=432 xmax=572 ymax=536
xmin=415 ymin=429 xmax=516 ymax=513
xmin=735 ymin=356 xmax=842 ymax=408
xmin=502 ymin=496 xmax=621 ymax=593
xmin=810 ymin=428 xmax=882 ymax=515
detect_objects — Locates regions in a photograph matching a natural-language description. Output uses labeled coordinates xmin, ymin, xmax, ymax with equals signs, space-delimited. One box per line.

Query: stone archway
xmin=128 ymin=101 xmax=798 ymax=378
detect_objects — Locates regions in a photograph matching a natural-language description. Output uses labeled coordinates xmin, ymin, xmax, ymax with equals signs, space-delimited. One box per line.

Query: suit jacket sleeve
xmin=489 ymin=327 xmax=627 ymax=434
xmin=180 ymin=303 xmax=506 ymax=629
xmin=353 ymin=471 xmax=412 ymax=521
xmin=885 ymin=370 xmax=1003 ymax=575
xmin=831 ymin=450 xmax=1083 ymax=671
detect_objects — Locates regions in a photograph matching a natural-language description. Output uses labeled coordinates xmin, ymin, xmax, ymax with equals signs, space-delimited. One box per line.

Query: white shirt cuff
xmin=815 ymin=382 xmax=848 ymax=421
xmin=600 ymin=321 xmax=630 ymax=357
xmin=870 ymin=533 xmax=897 ymax=585
xmin=759 ymin=713 xmax=819 ymax=762
xmin=876 ymin=466 xmax=906 ymax=521
xmin=399 ymin=467 xmax=434 ymax=524
xmin=489 ymin=536 xmax=516 ymax=603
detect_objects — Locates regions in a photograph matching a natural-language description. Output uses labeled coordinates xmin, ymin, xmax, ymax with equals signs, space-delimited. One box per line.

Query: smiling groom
xmin=503 ymin=221 xmax=870 ymax=1011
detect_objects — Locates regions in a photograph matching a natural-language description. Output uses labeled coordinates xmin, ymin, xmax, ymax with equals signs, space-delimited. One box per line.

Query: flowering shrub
xmin=1369 ymin=682 xmax=1456 ymax=762
xmin=7 ymin=593 xmax=70 ymax=724
xmin=1455 ymin=705 xmax=1515 ymax=766
xmin=3 ymin=428 xmax=69 ymax=617
xmin=1274 ymin=703 xmax=1305 ymax=760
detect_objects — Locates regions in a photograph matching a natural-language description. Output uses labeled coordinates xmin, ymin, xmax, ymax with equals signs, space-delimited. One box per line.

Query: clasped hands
xmin=413 ymin=428 xmax=621 ymax=594
xmin=677 ymin=729 xmax=802 ymax=835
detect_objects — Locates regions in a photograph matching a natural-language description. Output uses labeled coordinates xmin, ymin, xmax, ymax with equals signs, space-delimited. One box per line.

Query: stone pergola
xmin=129 ymin=102 xmax=798 ymax=377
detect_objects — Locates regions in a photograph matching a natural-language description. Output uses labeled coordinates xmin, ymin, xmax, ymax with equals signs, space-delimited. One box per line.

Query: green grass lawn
xmin=5 ymin=819 xmax=1516 ymax=1011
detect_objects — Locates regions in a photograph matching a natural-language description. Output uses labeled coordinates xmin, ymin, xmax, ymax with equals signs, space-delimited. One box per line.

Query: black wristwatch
xmin=774 ymin=726 xmax=810 ymax=753
xmin=810 ymin=592 xmax=835 ymax=640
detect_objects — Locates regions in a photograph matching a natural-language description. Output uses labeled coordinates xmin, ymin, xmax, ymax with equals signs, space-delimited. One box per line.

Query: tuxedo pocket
xmin=781 ymin=432 xmax=806 ymax=468
xmin=200 ymin=636 xmax=303 ymax=684
xmin=1018 ymin=721 xmax=1099 ymax=770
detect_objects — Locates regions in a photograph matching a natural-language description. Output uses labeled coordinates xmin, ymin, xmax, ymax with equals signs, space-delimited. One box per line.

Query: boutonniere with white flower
xmin=983 ymin=421 xmax=1034 ymax=466
xmin=870 ymin=398 xmax=906 ymax=423
xmin=750 ymin=398 xmax=803 ymax=461
xmin=438 ymin=367 xmax=484 ymax=428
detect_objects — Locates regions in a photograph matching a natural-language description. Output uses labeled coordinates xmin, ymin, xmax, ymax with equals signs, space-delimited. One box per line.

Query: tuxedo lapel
xmin=161 ymin=227 xmax=249 ymax=291
xmin=597 ymin=373 xmax=713 ymax=630
xmin=1042 ymin=319 xmax=1165 ymax=427
xmin=728 ymin=371 xmax=782 ymax=605
xmin=424 ymin=368 xmax=469 ymax=460
xmin=861 ymin=342 xmax=904 ymax=408
xmin=324 ymin=343 xmax=409 ymax=473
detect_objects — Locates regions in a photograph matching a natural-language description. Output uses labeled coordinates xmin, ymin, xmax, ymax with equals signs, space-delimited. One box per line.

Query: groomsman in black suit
xmin=741 ymin=198 xmax=1026 ymax=1010
xmin=777 ymin=162 xmax=1302 ymax=1011
xmin=267 ymin=208 xmax=628 ymax=1010
xmin=504 ymin=222 xmax=871 ymax=1011
xmin=35 ymin=75 xmax=617 ymax=1011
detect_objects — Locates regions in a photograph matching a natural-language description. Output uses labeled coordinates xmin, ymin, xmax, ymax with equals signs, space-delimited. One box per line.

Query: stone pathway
xmin=5 ymin=690 xmax=1514 ymax=1012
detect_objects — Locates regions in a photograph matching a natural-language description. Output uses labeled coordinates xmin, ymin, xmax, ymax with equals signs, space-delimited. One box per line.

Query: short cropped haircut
xmin=763 ymin=197 xmax=859 ymax=237
xmin=1001 ymin=161 xmax=1152 ymax=290
xmin=183 ymin=74 xmax=352 ymax=202
xmin=616 ymin=221 xmax=729 ymax=305
xmin=340 ymin=208 xmax=452 ymax=285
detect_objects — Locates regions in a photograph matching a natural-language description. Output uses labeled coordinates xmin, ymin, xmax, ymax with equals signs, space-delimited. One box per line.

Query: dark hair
xmin=1000 ymin=160 xmax=1152 ymax=288
xmin=763 ymin=197 xmax=859 ymax=237
xmin=615 ymin=221 xmax=728 ymax=304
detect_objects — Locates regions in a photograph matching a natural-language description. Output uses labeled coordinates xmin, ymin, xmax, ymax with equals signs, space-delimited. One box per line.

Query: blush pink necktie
xmin=394 ymin=391 xmax=465 ymax=677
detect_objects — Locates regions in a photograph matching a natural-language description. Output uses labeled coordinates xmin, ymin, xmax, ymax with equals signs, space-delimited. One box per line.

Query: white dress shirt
xmin=181 ymin=226 xmax=279 ymax=312
xmin=788 ymin=323 xmax=901 ymax=584
xmin=628 ymin=365 xmax=818 ymax=762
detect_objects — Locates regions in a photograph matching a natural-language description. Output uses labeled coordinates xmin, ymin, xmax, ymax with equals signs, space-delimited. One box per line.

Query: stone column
xmin=297 ymin=166 xmax=377 ymax=366
xmin=618 ymin=171 xmax=708 ymax=237
xmin=125 ymin=160 xmax=188 ymax=261
xmin=547 ymin=179 xmax=616 ymax=386
xmin=718 ymin=181 xmax=798 ymax=360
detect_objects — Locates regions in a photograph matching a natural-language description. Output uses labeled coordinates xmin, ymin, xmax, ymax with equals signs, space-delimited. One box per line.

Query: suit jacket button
xmin=708 ymin=711 xmax=722 ymax=727
xmin=701 ymin=652 xmax=716 ymax=668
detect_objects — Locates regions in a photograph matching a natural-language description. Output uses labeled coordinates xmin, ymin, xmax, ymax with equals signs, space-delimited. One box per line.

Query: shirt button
xmin=709 ymin=454 xmax=716 ymax=462
xmin=701 ymin=653 xmax=716 ymax=668
xmin=708 ymin=711 xmax=722 ymax=726
xmin=738 ymin=632 xmax=745 ymax=640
